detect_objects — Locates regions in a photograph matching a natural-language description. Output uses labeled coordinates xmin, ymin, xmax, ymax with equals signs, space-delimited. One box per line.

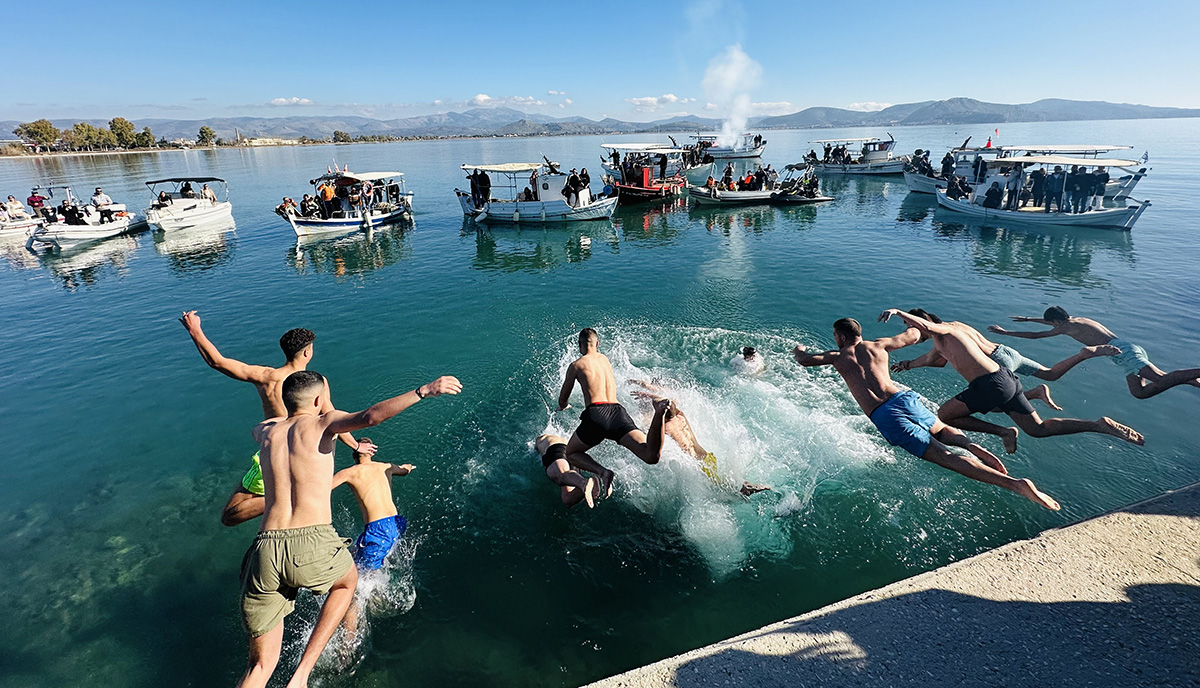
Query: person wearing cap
xmin=27 ymin=189 xmax=49 ymax=220
xmin=91 ymin=188 xmax=114 ymax=223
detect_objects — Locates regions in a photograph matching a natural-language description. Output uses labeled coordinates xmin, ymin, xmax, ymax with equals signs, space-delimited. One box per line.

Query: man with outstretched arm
xmin=879 ymin=308 xmax=1143 ymax=454
xmin=179 ymin=311 xmax=369 ymax=526
xmin=793 ymin=317 xmax=1058 ymax=509
xmin=558 ymin=328 xmax=669 ymax=498
xmin=238 ymin=371 xmax=461 ymax=688
xmin=990 ymin=306 xmax=1200 ymax=399
xmin=892 ymin=308 xmax=1119 ymax=410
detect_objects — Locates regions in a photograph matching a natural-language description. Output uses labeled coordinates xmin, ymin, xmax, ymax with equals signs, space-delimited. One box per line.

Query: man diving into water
xmin=879 ymin=308 xmax=1143 ymax=454
xmin=793 ymin=317 xmax=1059 ymax=510
xmin=630 ymin=379 xmax=770 ymax=496
xmin=179 ymin=311 xmax=369 ymax=526
xmin=892 ymin=308 xmax=1119 ymax=410
xmin=534 ymin=434 xmax=602 ymax=508
xmin=558 ymin=328 xmax=669 ymax=498
xmin=990 ymin=306 xmax=1200 ymax=399
xmin=238 ymin=370 xmax=460 ymax=688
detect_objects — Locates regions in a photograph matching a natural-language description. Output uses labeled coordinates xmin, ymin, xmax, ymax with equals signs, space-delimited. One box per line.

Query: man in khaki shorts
xmin=238 ymin=370 xmax=461 ymax=688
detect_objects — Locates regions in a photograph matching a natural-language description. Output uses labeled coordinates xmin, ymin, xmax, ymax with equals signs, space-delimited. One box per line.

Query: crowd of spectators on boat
xmin=706 ymin=163 xmax=778 ymax=192
xmin=955 ymin=162 xmax=1111 ymax=214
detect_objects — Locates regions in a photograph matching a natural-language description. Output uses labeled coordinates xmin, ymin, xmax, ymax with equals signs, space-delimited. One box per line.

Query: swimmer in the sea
xmin=558 ymin=328 xmax=669 ymax=498
xmin=732 ymin=346 xmax=764 ymax=374
xmin=629 ymin=380 xmax=770 ymax=496
xmin=534 ymin=434 xmax=602 ymax=508
xmin=179 ymin=310 xmax=370 ymax=526
xmin=793 ymin=317 xmax=1060 ymax=510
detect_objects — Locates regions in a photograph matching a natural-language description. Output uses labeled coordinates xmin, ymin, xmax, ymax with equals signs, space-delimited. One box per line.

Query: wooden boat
xmin=689 ymin=133 xmax=765 ymax=158
xmin=456 ymin=162 xmax=617 ymax=223
xmin=614 ymin=168 xmax=686 ymax=203
xmin=285 ymin=169 xmax=413 ymax=236
xmin=810 ymin=135 xmax=907 ymax=174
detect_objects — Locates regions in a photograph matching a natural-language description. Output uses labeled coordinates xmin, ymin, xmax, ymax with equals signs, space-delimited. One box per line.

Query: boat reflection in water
xmin=690 ymin=202 xmax=786 ymax=236
xmin=38 ymin=234 xmax=141 ymax=291
xmin=931 ymin=215 xmax=1134 ymax=289
xmin=153 ymin=219 xmax=237 ymax=274
xmin=897 ymin=192 xmax=938 ymax=223
xmin=469 ymin=218 xmax=611 ymax=273
xmin=289 ymin=224 xmax=412 ymax=277
xmin=615 ymin=197 xmax=686 ymax=245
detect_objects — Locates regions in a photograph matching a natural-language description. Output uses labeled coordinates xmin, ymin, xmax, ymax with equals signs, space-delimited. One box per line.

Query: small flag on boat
xmin=327 ymin=165 xmax=332 ymax=173
xmin=1141 ymin=151 xmax=1149 ymax=163
xmin=994 ymin=128 xmax=999 ymax=135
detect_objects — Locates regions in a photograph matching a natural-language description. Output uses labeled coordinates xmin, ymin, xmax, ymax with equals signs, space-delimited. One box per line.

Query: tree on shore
xmin=109 ymin=117 xmax=137 ymax=148
xmin=332 ymin=130 xmax=352 ymax=143
xmin=13 ymin=119 xmax=60 ymax=146
xmin=197 ymin=126 xmax=216 ymax=146
xmin=135 ymin=126 xmax=155 ymax=148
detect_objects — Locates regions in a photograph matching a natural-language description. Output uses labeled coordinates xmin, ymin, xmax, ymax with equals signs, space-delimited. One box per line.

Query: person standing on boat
xmin=26 ymin=189 xmax=49 ymax=221
xmin=722 ymin=162 xmax=734 ymax=187
xmin=566 ymin=168 xmax=581 ymax=206
xmin=823 ymin=143 xmax=832 ymax=162
xmin=478 ymin=169 xmax=491 ymax=208
xmin=940 ymin=152 xmax=955 ymax=178
xmin=578 ymin=168 xmax=592 ymax=206
xmin=1004 ymin=164 xmax=1024 ymax=211
xmin=1072 ymin=167 xmax=1092 ymax=213
xmin=1028 ymin=168 xmax=1046 ymax=208
xmin=1044 ymin=166 xmax=1065 ymax=213
xmin=91 ymin=187 xmax=115 ymax=223
xmin=1091 ymin=167 xmax=1109 ymax=210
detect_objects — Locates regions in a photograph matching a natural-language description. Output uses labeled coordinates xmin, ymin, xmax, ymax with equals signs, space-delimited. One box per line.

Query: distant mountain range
xmin=5 ymin=98 xmax=1198 ymax=142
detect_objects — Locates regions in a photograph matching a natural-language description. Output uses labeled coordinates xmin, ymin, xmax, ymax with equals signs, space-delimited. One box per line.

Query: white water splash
xmin=702 ymin=44 xmax=762 ymax=147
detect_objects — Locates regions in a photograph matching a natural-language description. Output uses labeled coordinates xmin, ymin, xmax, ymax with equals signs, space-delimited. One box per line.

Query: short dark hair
xmin=579 ymin=328 xmax=598 ymax=346
xmin=742 ymin=346 xmax=757 ymax=358
xmin=281 ymin=370 xmax=325 ymax=413
xmin=1044 ymin=306 xmax=1070 ymax=322
xmin=833 ymin=318 xmax=861 ymax=341
xmin=280 ymin=328 xmax=315 ymax=359
xmin=908 ymin=308 xmax=942 ymax=324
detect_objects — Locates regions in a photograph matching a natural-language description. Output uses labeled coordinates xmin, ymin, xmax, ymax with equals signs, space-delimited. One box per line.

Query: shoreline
xmin=585 ymin=481 xmax=1200 ymax=688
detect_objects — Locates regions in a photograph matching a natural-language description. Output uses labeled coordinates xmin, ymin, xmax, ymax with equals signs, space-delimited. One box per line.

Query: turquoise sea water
xmin=0 ymin=119 xmax=1197 ymax=687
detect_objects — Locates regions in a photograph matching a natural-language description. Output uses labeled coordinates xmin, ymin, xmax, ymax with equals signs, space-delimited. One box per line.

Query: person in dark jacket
xmin=972 ymin=155 xmax=987 ymax=183
xmin=940 ymin=152 xmax=955 ymax=177
xmin=1072 ymin=167 xmax=1091 ymax=213
xmin=982 ymin=182 xmax=1004 ymax=209
xmin=1091 ymin=166 xmax=1110 ymax=210
xmin=1063 ymin=166 xmax=1079 ymax=213
xmin=1044 ymin=166 xmax=1065 ymax=213
xmin=1029 ymin=168 xmax=1046 ymax=208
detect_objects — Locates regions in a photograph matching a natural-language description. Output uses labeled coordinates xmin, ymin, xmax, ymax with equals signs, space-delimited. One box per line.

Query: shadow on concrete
xmin=665 ymin=578 xmax=1200 ymax=688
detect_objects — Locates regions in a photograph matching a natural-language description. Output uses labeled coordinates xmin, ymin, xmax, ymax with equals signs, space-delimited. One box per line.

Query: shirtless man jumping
xmin=630 ymin=380 xmax=770 ymax=496
xmin=239 ymin=371 xmax=460 ymax=688
xmin=557 ymin=328 xmax=668 ymax=498
xmin=879 ymin=308 xmax=1143 ymax=454
xmin=534 ymin=434 xmax=602 ymax=508
xmin=892 ymin=308 xmax=1119 ymax=410
xmin=793 ymin=317 xmax=1058 ymax=509
xmin=179 ymin=311 xmax=368 ymax=526
xmin=990 ymin=306 xmax=1200 ymax=399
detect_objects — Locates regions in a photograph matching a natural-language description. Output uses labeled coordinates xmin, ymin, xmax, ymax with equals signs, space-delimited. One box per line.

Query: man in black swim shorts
xmin=535 ymin=434 xmax=601 ymax=508
xmin=557 ymin=328 xmax=669 ymax=498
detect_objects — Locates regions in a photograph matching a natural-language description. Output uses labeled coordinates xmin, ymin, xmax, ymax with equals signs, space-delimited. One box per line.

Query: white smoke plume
xmin=701 ymin=44 xmax=762 ymax=147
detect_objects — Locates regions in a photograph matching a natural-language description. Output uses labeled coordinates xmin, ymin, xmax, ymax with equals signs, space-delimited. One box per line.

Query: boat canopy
xmin=145 ymin=176 xmax=226 ymax=186
xmin=460 ymin=162 xmax=550 ymax=173
xmin=339 ymin=171 xmax=404 ymax=182
xmin=984 ymin=154 xmax=1140 ymax=167
xmin=600 ymin=143 xmax=678 ymax=153
xmin=690 ymin=133 xmax=751 ymax=141
xmin=809 ymin=137 xmax=880 ymax=143
xmin=997 ymin=145 xmax=1132 ymax=154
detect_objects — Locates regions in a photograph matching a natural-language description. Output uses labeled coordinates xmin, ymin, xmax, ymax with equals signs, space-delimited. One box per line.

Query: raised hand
xmin=878 ymin=308 xmax=900 ymax=323
xmin=420 ymin=376 xmax=463 ymax=397
xmin=891 ymin=360 xmax=912 ymax=373
xmin=394 ymin=463 xmax=415 ymax=476
xmin=988 ymin=325 xmax=1009 ymax=334
xmin=179 ymin=310 xmax=201 ymax=331
xmin=354 ymin=439 xmax=379 ymax=456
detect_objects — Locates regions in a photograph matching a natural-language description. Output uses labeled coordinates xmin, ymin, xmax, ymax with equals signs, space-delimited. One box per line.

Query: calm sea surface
xmin=1 ymin=119 xmax=1197 ymax=687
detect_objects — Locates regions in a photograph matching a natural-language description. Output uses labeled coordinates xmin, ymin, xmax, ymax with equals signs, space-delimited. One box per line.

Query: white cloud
xmin=752 ymin=101 xmax=795 ymax=115
xmin=268 ymin=97 xmax=314 ymax=106
xmin=625 ymin=93 xmax=696 ymax=112
xmin=470 ymin=94 xmax=547 ymax=108
xmin=704 ymin=102 xmax=718 ymax=111
xmin=846 ymin=102 xmax=892 ymax=112
xmin=547 ymin=89 xmax=566 ymax=96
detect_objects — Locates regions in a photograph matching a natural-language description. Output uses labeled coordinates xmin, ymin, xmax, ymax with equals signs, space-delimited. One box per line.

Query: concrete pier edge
xmin=585 ymin=482 xmax=1200 ymax=688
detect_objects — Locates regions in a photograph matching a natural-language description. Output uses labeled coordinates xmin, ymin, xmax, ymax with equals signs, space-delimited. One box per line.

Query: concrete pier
xmin=586 ymin=483 xmax=1200 ymax=688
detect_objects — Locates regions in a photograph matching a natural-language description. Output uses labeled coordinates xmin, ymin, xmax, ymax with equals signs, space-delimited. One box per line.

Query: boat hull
xmin=457 ymin=191 xmax=617 ymax=222
xmin=903 ymin=171 xmax=948 ymax=194
xmin=0 ymin=217 xmax=42 ymax=238
xmin=287 ymin=195 xmax=413 ymax=236
xmin=601 ymin=161 xmax=715 ymax=185
xmin=814 ymin=159 xmax=906 ymax=175
xmin=704 ymin=144 xmax=765 ymax=159
xmin=687 ymin=186 xmax=776 ymax=205
xmin=934 ymin=190 xmax=1148 ymax=230
xmin=28 ymin=217 xmax=133 ymax=249
xmin=146 ymin=200 xmax=233 ymax=231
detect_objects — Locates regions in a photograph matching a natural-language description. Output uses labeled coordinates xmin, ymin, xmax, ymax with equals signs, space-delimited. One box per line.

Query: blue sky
xmin=4 ymin=0 xmax=1197 ymax=122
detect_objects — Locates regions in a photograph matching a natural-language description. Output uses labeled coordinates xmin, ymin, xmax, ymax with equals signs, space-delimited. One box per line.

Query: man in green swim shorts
xmin=990 ymin=306 xmax=1200 ymax=399
xmin=179 ymin=311 xmax=371 ymax=526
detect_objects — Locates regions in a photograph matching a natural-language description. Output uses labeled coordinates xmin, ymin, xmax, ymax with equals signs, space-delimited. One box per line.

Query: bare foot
xmin=1026 ymin=384 xmax=1063 ymax=411
xmin=582 ymin=477 xmax=597 ymax=509
xmin=1097 ymin=417 xmax=1145 ymax=445
xmin=740 ymin=482 xmax=771 ymax=496
xmin=1015 ymin=478 xmax=1060 ymax=510
xmin=1084 ymin=344 xmax=1121 ymax=358
xmin=599 ymin=469 xmax=615 ymax=499
xmin=1001 ymin=426 xmax=1020 ymax=454
xmin=967 ymin=444 xmax=1008 ymax=474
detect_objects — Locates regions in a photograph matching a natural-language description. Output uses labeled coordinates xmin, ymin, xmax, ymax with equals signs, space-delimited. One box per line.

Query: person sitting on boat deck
xmin=299 ymin=194 xmax=320 ymax=218
xmin=91 ymin=187 xmax=115 ymax=223
xmin=5 ymin=195 xmax=30 ymax=219
xmin=630 ymin=380 xmax=770 ymax=497
xmin=793 ymin=317 xmax=1059 ymax=510
xmin=274 ymin=197 xmax=297 ymax=218
xmin=1004 ymin=164 xmax=1024 ymax=211
xmin=1044 ymin=166 xmax=1065 ymax=213
xmin=1091 ymin=167 xmax=1109 ymax=210
xmin=61 ymin=199 xmax=88 ymax=225
xmin=981 ymin=182 xmax=1003 ymax=209
xmin=154 ymin=190 xmax=173 ymax=208
xmin=534 ymin=434 xmax=602 ymax=509
xmin=180 ymin=181 xmax=196 ymax=198
xmin=1029 ymin=167 xmax=1046 ymax=208
xmin=879 ymin=308 xmax=1144 ymax=455
xmin=989 ymin=306 xmax=1200 ymax=400
xmin=0 ymin=205 xmax=7 ymax=223
xmin=202 ymin=184 xmax=217 ymax=203
xmin=940 ymin=152 xmax=955 ymax=178
xmin=558 ymin=328 xmax=670 ymax=498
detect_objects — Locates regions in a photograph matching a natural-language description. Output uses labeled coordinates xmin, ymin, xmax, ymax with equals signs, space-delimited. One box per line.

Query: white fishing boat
xmin=455 ymin=162 xmax=618 ymax=223
xmin=599 ymin=143 xmax=714 ymax=185
xmin=145 ymin=177 xmax=233 ymax=231
xmin=770 ymin=164 xmax=834 ymax=205
xmin=688 ymin=163 xmax=831 ymax=206
xmin=284 ymin=169 xmax=413 ymax=237
xmin=0 ymin=213 xmax=42 ymax=238
xmin=904 ymin=139 xmax=999 ymax=194
xmin=25 ymin=185 xmax=136 ymax=251
xmin=934 ymin=154 xmax=1150 ymax=230
xmin=996 ymin=145 xmax=1148 ymax=199
xmin=809 ymin=135 xmax=907 ymax=174
xmin=689 ymin=133 xmax=766 ymax=159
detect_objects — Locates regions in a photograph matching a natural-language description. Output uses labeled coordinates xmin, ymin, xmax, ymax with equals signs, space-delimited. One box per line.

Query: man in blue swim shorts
xmin=990 ymin=306 xmax=1200 ymax=400
xmin=333 ymin=438 xmax=412 ymax=570
xmin=794 ymin=316 xmax=1061 ymax=510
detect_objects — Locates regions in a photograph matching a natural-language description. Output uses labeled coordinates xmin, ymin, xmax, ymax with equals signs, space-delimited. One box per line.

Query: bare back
xmin=930 ymin=329 xmax=1000 ymax=382
xmin=255 ymin=369 xmax=294 ymax=418
xmin=1060 ymin=317 xmax=1117 ymax=346
xmin=832 ymin=340 xmax=903 ymax=416
xmin=570 ymin=352 xmax=618 ymax=405
xmin=254 ymin=414 xmax=338 ymax=531
xmin=664 ymin=411 xmax=705 ymax=460
xmin=337 ymin=464 xmax=399 ymax=523
xmin=950 ymin=321 xmax=1000 ymax=357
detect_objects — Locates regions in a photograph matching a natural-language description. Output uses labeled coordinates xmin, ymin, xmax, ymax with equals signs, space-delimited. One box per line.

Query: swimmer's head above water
xmin=741 ymin=346 xmax=757 ymax=360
